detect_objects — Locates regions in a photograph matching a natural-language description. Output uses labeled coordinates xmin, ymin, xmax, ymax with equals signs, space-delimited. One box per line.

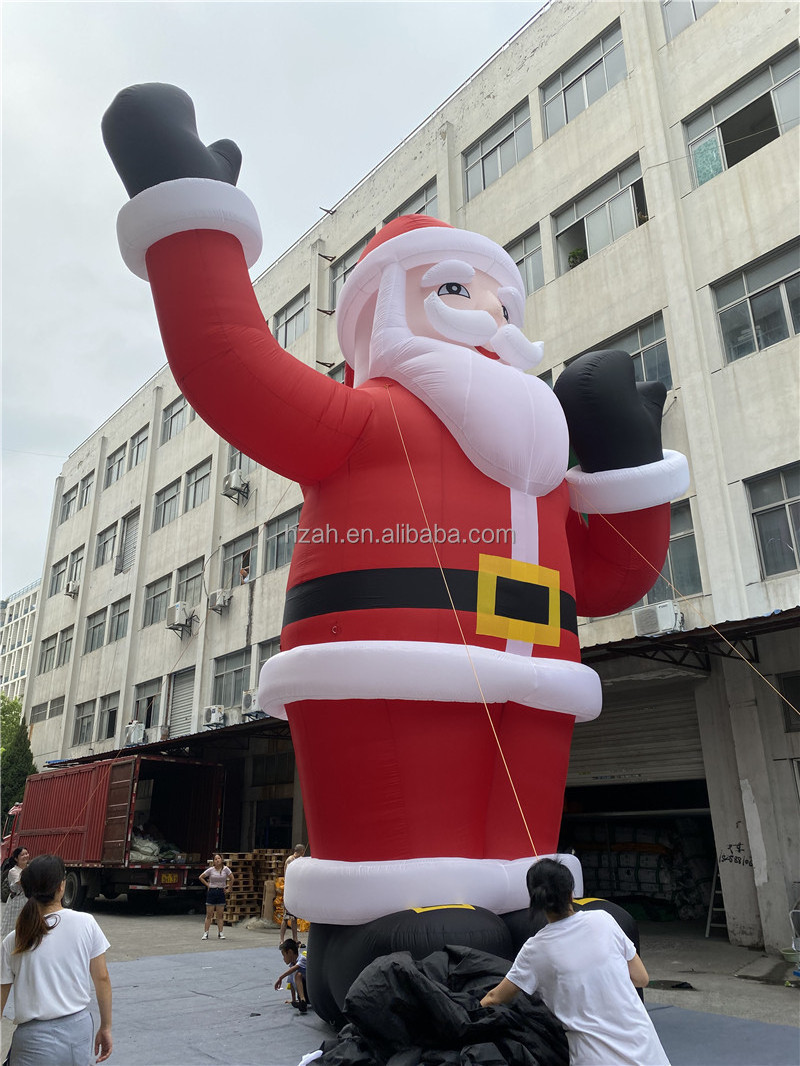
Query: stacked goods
xmin=270 ymin=873 xmax=310 ymax=932
xmin=254 ymin=847 xmax=290 ymax=922
xmin=220 ymin=851 xmax=262 ymax=925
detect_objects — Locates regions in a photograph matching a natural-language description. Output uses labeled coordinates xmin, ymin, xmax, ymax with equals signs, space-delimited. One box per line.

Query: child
xmin=275 ymin=939 xmax=308 ymax=1014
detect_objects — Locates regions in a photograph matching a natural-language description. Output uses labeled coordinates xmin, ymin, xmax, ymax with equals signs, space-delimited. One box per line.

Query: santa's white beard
xmin=370 ymin=331 xmax=570 ymax=497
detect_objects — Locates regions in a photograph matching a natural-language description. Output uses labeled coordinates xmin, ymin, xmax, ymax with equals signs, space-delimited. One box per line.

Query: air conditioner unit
xmin=221 ymin=468 xmax=250 ymax=503
xmin=64 ymin=581 xmax=79 ymax=598
xmin=241 ymin=689 xmax=259 ymax=713
xmin=125 ymin=720 xmax=145 ymax=745
xmin=226 ymin=708 xmax=243 ymax=726
xmin=203 ymin=705 xmax=226 ymax=727
xmin=166 ymin=601 xmax=191 ymax=632
xmin=632 ymin=600 xmax=683 ymax=638
xmin=208 ymin=589 xmax=232 ymax=613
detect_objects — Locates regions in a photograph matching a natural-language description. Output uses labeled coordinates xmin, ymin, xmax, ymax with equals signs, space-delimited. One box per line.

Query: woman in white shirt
xmin=1 ymin=853 xmax=112 ymax=1065
xmin=481 ymin=858 xmax=670 ymax=1066
xmin=1 ymin=848 xmax=30 ymax=939
xmin=198 ymin=853 xmax=234 ymax=940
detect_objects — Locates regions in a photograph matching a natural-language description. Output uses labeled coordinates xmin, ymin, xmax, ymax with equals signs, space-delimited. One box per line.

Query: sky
xmin=1 ymin=0 xmax=544 ymax=598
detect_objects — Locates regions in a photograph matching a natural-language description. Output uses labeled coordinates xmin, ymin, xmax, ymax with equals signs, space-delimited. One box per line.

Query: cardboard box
xmin=262 ymin=879 xmax=276 ymax=920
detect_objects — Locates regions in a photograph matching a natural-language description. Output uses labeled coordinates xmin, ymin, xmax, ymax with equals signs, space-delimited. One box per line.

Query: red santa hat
xmin=336 ymin=215 xmax=525 ymax=379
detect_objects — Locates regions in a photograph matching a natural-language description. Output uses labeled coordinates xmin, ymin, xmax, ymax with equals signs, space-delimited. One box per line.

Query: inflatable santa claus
xmin=103 ymin=84 xmax=688 ymax=1012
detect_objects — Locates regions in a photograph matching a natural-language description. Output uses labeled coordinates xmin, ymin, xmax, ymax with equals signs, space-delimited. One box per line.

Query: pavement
xmin=1 ymin=900 xmax=798 ymax=1066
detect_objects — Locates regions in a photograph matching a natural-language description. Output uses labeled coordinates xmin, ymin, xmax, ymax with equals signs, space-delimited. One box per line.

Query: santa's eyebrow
xmin=421 ymin=260 xmax=476 ymax=288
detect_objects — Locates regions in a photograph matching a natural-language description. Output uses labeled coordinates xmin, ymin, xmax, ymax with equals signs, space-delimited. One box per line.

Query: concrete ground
xmin=1 ymin=898 xmax=798 ymax=1065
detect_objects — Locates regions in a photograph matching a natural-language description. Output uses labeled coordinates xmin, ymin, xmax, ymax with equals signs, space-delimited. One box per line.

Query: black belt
xmin=283 ymin=567 xmax=577 ymax=635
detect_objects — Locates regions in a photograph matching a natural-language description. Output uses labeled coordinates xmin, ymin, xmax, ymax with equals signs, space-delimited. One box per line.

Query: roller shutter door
xmin=567 ymin=682 xmax=705 ymax=786
xmin=169 ymin=667 xmax=195 ymax=738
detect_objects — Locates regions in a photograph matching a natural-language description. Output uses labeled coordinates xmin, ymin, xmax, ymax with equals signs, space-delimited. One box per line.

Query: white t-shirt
xmin=202 ymin=866 xmax=232 ymax=888
xmin=506 ymin=910 xmax=670 ymax=1066
xmin=1 ymin=908 xmax=110 ymax=1024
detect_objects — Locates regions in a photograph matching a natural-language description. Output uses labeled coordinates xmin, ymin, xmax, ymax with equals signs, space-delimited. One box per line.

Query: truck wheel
xmin=62 ymin=870 xmax=87 ymax=910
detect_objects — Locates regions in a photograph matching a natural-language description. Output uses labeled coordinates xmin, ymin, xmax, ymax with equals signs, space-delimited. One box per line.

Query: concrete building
xmin=22 ymin=1 xmax=799 ymax=951
xmin=0 ymin=581 xmax=40 ymax=703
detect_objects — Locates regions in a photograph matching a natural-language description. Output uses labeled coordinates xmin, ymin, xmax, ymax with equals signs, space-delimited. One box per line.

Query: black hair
xmin=1 ymin=847 xmax=26 ymax=878
xmin=526 ymin=858 xmax=574 ymax=922
xmin=281 ymin=938 xmax=299 ymax=955
xmin=14 ymin=854 xmax=66 ymax=954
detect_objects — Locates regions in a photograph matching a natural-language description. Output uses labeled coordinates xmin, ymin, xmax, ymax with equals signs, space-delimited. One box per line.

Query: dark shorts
xmin=206 ymin=887 xmax=226 ymax=906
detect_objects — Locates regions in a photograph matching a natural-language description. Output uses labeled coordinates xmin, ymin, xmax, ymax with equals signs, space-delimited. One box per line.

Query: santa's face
xmin=405 ymin=262 xmax=509 ymax=349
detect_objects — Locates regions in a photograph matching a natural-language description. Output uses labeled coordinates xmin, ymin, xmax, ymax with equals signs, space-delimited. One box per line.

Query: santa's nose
xmin=474 ymin=290 xmax=506 ymax=328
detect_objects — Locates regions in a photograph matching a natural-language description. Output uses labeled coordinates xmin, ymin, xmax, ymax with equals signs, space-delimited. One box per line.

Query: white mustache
xmin=423 ymin=293 xmax=543 ymax=370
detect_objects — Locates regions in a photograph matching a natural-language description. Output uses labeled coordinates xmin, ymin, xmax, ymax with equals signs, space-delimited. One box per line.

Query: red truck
xmin=1 ymin=754 xmax=223 ymax=908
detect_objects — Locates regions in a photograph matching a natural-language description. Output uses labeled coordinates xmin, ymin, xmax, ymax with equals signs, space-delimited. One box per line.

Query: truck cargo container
xmin=1 ymin=754 xmax=223 ymax=908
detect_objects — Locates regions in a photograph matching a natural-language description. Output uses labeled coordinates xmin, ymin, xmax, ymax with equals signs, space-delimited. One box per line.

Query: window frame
xmin=37 ymin=634 xmax=57 ymax=675
xmin=385 ymin=178 xmax=438 ymax=223
xmin=56 ymin=626 xmax=74 ymax=668
xmin=228 ymin=445 xmax=257 ymax=477
xmin=506 ymin=227 xmax=544 ymax=296
xmin=463 ymin=101 xmax=533 ymax=202
xmin=72 ymin=700 xmax=95 ymax=746
xmin=68 ymin=545 xmax=85 ymax=585
xmin=104 ymin=444 xmax=127 ymax=489
xmin=713 ymin=243 xmax=800 ymax=363
xmin=273 ymin=288 xmax=310 ymax=348
xmin=662 ymin=0 xmax=717 ymax=41
xmin=153 ymin=479 xmax=181 ymax=531
xmin=143 ymin=574 xmax=172 ymax=627
xmin=108 ymin=597 xmax=130 ymax=643
xmin=48 ymin=696 xmax=65 ymax=719
xmin=95 ymin=525 xmax=117 ymax=569
xmin=221 ymin=529 xmax=259 ymax=589
xmin=745 ymin=463 xmax=800 ymax=577
xmin=161 ymin=395 xmax=193 ymax=444
xmin=330 ymin=233 xmax=375 ymax=309
xmin=49 ymin=557 xmax=68 ymax=597
xmin=541 ymin=22 xmax=627 ymax=139
xmin=59 ymin=485 xmax=78 ymax=524
xmin=177 ymin=557 xmax=205 ymax=606
xmin=685 ymin=46 xmax=799 ymax=187
xmin=264 ymin=506 xmax=301 ymax=573
xmin=581 ymin=313 xmax=673 ymax=390
xmin=78 ymin=472 xmax=94 ymax=510
xmin=643 ymin=499 xmax=703 ymax=605
xmin=133 ymin=678 xmax=161 ymax=730
xmin=129 ymin=426 xmax=149 ymax=469
xmin=84 ymin=609 xmax=107 ymax=654
xmin=97 ymin=692 xmax=120 ymax=741
xmin=213 ymin=647 xmax=252 ymax=709
xmin=184 ymin=458 xmax=212 ymax=512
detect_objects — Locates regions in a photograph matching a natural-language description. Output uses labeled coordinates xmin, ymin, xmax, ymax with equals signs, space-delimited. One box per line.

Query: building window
xmin=328 ymin=363 xmax=346 ymax=383
xmin=30 ymin=703 xmax=48 ymax=724
xmin=464 ymin=101 xmax=532 ymax=202
xmin=108 ymin=597 xmax=130 ymax=643
xmin=104 ymin=444 xmax=127 ymax=488
xmin=662 ymin=0 xmax=717 ymax=41
xmin=116 ymin=510 xmax=140 ymax=574
xmin=591 ymin=313 xmax=672 ymax=390
xmin=713 ymin=243 xmax=799 ymax=363
xmin=129 ymin=426 xmax=149 ymax=469
xmin=539 ymin=368 xmax=554 ymax=389
xmin=153 ymin=479 xmax=181 ymax=531
xmin=385 ymin=179 xmax=438 ymax=222
xmin=507 ymin=228 xmax=544 ymax=296
xmin=59 ymin=485 xmax=78 ymax=524
xmin=221 ymin=530 xmax=259 ymax=589
xmin=779 ymin=673 xmax=800 ymax=733
xmin=84 ymin=609 xmax=107 ymax=654
xmin=37 ymin=634 xmax=57 ymax=674
xmin=68 ymin=545 xmax=85 ymax=585
xmin=553 ymin=158 xmax=647 ymax=274
xmin=56 ymin=626 xmax=74 ymax=668
xmin=184 ymin=458 xmax=212 ymax=512
xmin=177 ymin=557 xmax=205 ymax=606
xmin=746 ymin=463 xmax=800 ymax=576
xmin=686 ymin=46 xmax=799 ymax=187
xmin=78 ymin=471 xmax=94 ymax=510
xmin=72 ymin=701 xmax=95 ymax=746
xmin=258 ymin=637 xmax=281 ymax=673
xmin=48 ymin=696 xmax=65 ymax=719
xmin=265 ymin=506 xmax=301 ymax=572
xmin=161 ymin=395 xmax=193 ymax=444
xmin=49 ymin=557 xmax=68 ymax=597
xmin=542 ymin=22 xmax=627 ymax=138
xmin=143 ymin=575 xmax=172 ymax=627
xmin=95 ymin=525 xmax=117 ymax=569
xmin=644 ymin=500 xmax=703 ymax=604
xmin=133 ymin=678 xmax=162 ymax=729
xmin=213 ymin=647 xmax=252 ymax=708
xmin=274 ymin=289 xmax=310 ymax=348
xmin=331 ymin=233 xmax=374 ymax=309
xmin=228 ymin=445 xmax=257 ymax=477
xmin=97 ymin=692 xmax=119 ymax=741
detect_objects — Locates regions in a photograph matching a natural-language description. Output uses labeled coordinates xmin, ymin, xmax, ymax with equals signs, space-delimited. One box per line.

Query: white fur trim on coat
xmin=258 ymin=640 xmax=601 ymax=722
xmin=116 ymin=177 xmax=262 ymax=280
xmin=284 ymin=854 xmax=584 ymax=925
xmin=565 ymin=450 xmax=689 ymax=515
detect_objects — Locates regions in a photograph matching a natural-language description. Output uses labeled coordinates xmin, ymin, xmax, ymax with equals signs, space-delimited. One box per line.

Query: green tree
xmin=1 ymin=695 xmax=36 ymax=825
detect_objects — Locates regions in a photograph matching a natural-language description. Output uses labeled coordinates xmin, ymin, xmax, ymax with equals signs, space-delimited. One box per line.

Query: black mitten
xmin=553 ymin=350 xmax=666 ymax=473
xmin=102 ymin=83 xmax=241 ymax=198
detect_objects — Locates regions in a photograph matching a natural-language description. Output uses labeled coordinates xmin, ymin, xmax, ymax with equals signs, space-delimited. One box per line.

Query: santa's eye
xmin=438 ymin=282 xmax=470 ymax=298
xmin=502 ymin=306 xmax=509 ymax=322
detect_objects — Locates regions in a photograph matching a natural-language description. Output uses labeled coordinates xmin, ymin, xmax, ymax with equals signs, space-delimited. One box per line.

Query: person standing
xmin=280 ymin=845 xmax=306 ymax=946
xmin=1 ymin=848 xmax=30 ymax=939
xmin=480 ymin=858 xmax=669 ymax=1065
xmin=199 ymin=853 xmax=233 ymax=940
xmin=0 ymin=854 xmax=112 ymax=1064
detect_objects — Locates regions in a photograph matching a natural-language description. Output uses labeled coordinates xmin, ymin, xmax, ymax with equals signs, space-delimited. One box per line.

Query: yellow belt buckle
xmin=475 ymin=553 xmax=561 ymax=646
